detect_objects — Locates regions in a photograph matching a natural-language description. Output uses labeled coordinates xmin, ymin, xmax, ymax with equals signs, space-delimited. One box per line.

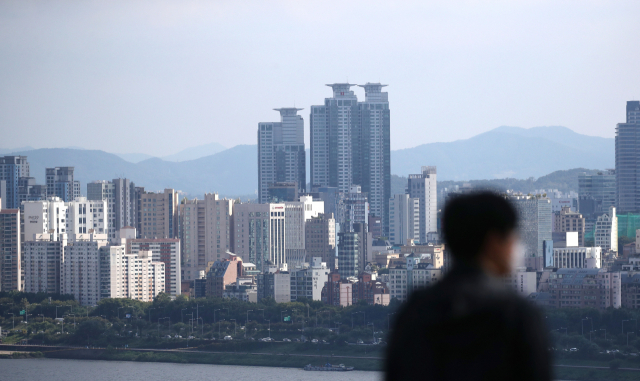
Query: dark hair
xmin=442 ymin=191 xmax=518 ymax=261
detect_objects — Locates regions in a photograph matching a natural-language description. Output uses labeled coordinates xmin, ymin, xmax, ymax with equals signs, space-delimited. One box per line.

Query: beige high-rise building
xmin=554 ymin=206 xmax=586 ymax=246
xmin=61 ymin=233 xmax=108 ymax=306
xmin=179 ymin=193 xmax=233 ymax=281
xmin=137 ymin=188 xmax=179 ymax=239
xmin=126 ymin=236 xmax=181 ymax=296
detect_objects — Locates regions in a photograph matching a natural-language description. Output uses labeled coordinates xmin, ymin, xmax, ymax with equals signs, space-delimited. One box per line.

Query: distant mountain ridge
xmin=392 ymin=126 xmax=613 ymax=179
xmin=9 ymin=126 xmax=613 ymax=197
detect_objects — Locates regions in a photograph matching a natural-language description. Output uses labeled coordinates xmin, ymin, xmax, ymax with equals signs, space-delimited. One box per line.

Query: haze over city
xmin=1 ymin=1 xmax=639 ymax=156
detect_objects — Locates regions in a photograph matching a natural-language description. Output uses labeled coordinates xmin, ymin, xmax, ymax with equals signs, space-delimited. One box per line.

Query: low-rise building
xmin=257 ymin=264 xmax=290 ymax=303
xmin=501 ymin=267 xmax=537 ymax=297
xmin=206 ymin=253 xmax=244 ymax=298
xmin=388 ymin=254 xmax=442 ymax=302
xmin=621 ymin=272 xmax=640 ymax=309
xmin=289 ymin=257 xmax=330 ymax=301
xmin=540 ymin=268 xmax=621 ymax=309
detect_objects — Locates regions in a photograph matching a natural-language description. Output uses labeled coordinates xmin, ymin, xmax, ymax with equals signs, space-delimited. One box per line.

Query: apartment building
xmin=87 ymin=178 xmax=137 ymax=241
xmin=46 ymin=167 xmax=80 ymax=202
xmin=304 ymin=213 xmax=336 ymax=270
xmin=127 ymin=237 xmax=181 ymax=296
xmin=233 ymin=203 xmax=285 ymax=272
xmin=407 ymin=166 xmax=438 ymax=243
xmin=0 ymin=156 xmax=30 ymax=209
xmin=284 ymin=196 xmax=324 ymax=267
xmin=389 ymin=194 xmax=420 ymax=246
xmin=0 ymin=206 xmax=21 ymax=291
xmin=258 ymin=108 xmax=306 ymax=204
xmin=23 ymin=233 xmax=66 ymax=294
xmin=136 ymin=188 xmax=179 ymax=239
xmin=61 ymin=233 xmax=108 ymax=306
xmin=179 ymin=193 xmax=233 ymax=281
xmin=101 ymin=245 xmax=165 ymax=302
xmin=23 ymin=197 xmax=107 ymax=241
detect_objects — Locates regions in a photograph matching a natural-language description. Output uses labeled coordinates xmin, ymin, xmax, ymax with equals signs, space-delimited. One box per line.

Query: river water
xmin=0 ymin=358 xmax=382 ymax=381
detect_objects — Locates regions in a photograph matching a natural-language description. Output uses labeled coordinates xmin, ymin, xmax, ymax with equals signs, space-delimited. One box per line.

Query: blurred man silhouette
xmin=386 ymin=192 xmax=551 ymax=381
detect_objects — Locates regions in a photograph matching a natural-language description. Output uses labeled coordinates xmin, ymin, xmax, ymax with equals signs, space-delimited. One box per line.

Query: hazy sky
xmin=1 ymin=1 xmax=639 ymax=156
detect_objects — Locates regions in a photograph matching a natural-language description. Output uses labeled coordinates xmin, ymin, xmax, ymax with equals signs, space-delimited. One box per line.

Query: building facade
xmin=87 ymin=178 xmax=137 ymax=241
xmin=46 ymin=167 xmax=80 ymax=202
xmin=594 ymin=206 xmax=618 ymax=252
xmin=511 ymin=196 xmax=553 ymax=260
xmin=289 ymin=257 xmax=330 ymax=301
xmin=233 ymin=203 xmax=285 ymax=271
xmin=136 ymin=188 xmax=179 ymax=239
xmin=389 ymin=194 xmax=420 ymax=245
xmin=23 ymin=233 xmax=66 ymax=294
xmin=258 ymin=108 xmax=306 ymax=204
xmin=388 ymin=256 xmax=442 ymax=302
xmin=407 ymin=166 xmax=437 ymax=243
xmin=554 ymin=206 xmax=586 ymax=246
xmin=578 ymin=170 xmax=616 ymax=217
xmin=127 ymin=238 xmax=181 ymax=296
xmin=61 ymin=233 xmax=108 ymax=306
xmin=305 ymin=213 xmax=336 ymax=270
xmin=179 ymin=194 xmax=233 ymax=281
xmin=0 ymin=207 xmax=21 ymax=291
xmin=616 ymin=101 xmax=640 ymax=213
xmin=0 ymin=156 xmax=30 ymax=209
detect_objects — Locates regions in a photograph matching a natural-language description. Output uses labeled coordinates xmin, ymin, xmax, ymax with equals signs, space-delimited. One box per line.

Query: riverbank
xmin=0 ymin=345 xmax=382 ymax=371
xmin=4 ymin=345 xmax=640 ymax=379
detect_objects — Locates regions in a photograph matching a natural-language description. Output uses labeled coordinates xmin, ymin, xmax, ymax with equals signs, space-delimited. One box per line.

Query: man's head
xmin=442 ymin=192 xmax=518 ymax=275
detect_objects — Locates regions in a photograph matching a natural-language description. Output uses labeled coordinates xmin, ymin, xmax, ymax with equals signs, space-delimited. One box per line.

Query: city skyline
xmin=1 ymin=1 xmax=639 ymax=156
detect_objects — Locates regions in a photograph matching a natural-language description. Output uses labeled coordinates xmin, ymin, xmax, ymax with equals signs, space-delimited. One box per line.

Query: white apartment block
xmin=389 ymin=194 xmax=420 ymax=245
xmin=180 ymin=193 xmax=233 ymax=281
xmin=284 ymin=196 xmax=324 ymax=267
xmin=407 ymin=166 xmax=438 ymax=243
xmin=23 ymin=197 xmax=107 ymax=241
xmin=233 ymin=203 xmax=286 ymax=272
xmin=127 ymin=237 xmax=181 ymax=297
xmin=23 ymin=233 xmax=67 ymax=294
xmin=595 ymin=206 xmax=618 ymax=252
xmin=61 ymin=233 xmax=108 ymax=306
xmin=101 ymin=245 xmax=165 ymax=302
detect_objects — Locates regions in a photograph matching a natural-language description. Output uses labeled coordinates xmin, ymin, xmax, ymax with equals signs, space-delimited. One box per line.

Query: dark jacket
xmin=385 ymin=262 xmax=552 ymax=381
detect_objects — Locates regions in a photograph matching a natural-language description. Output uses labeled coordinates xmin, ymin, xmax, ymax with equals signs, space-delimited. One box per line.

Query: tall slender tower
xmin=258 ymin=108 xmax=306 ymax=204
xmin=357 ymin=83 xmax=391 ymax=237
xmin=616 ymin=100 xmax=640 ymax=213
xmin=310 ymin=84 xmax=359 ymax=192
